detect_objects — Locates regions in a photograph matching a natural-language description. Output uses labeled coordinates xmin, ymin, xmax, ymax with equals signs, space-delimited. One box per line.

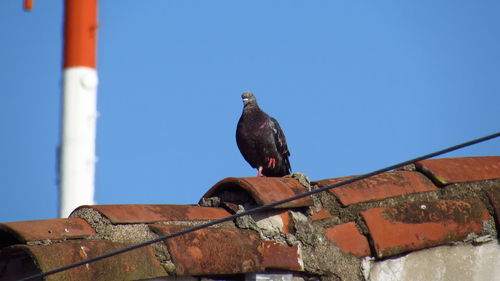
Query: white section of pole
xmin=59 ymin=67 xmax=98 ymax=218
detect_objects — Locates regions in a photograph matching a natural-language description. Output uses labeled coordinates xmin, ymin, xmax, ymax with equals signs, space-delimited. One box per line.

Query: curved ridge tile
xmin=201 ymin=177 xmax=313 ymax=208
xmin=71 ymin=204 xmax=231 ymax=224
xmin=0 ymin=218 xmax=95 ymax=249
xmin=416 ymin=156 xmax=500 ymax=184
xmin=0 ymin=241 xmax=166 ymax=281
xmin=361 ymin=199 xmax=492 ymax=258
xmin=314 ymin=171 xmax=438 ymax=206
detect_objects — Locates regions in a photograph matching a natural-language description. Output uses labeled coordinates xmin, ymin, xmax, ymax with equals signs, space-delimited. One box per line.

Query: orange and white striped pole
xmin=23 ymin=0 xmax=33 ymax=11
xmin=59 ymin=0 xmax=99 ymax=217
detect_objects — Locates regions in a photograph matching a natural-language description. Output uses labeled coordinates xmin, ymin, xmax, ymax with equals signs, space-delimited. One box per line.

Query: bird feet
xmin=267 ymin=157 xmax=276 ymax=169
xmin=256 ymin=158 xmax=276 ymax=177
xmin=257 ymin=166 xmax=263 ymax=177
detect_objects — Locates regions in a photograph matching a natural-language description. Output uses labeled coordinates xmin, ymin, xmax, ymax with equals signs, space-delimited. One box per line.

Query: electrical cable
xmin=19 ymin=131 xmax=500 ymax=281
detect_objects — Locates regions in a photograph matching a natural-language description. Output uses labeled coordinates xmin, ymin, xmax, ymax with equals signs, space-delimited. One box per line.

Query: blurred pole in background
xmin=23 ymin=0 xmax=33 ymax=11
xmin=59 ymin=0 xmax=99 ymax=217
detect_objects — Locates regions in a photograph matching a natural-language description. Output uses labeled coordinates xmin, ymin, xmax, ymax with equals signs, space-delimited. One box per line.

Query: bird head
xmin=241 ymin=91 xmax=257 ymax=107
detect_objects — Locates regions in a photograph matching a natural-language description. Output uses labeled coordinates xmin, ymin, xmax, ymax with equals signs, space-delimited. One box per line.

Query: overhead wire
xmin=19 ymin=131 xmax=500 ymax=281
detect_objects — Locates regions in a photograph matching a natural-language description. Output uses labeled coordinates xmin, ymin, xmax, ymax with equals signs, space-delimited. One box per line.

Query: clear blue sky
xmin=1 ymin=1 xmax=499 ymax=222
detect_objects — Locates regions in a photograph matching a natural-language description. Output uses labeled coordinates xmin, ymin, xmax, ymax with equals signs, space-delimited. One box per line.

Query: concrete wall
xmin=364 ymin=240 xmax=500 ymax=281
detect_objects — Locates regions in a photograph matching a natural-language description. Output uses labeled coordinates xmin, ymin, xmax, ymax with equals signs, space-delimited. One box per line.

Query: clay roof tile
xmin=71 ymin=204 xmax=231 ymax=224
xmin=0 ymin=218 xmax=95 ymax=249
xmin=0 ymin=240 xmax=166 ymax=281
xmin=200 ymin=177 xmax=313 ymax=208
xmin=313 ymin=171 xmax=438 ymax=206
xmin=149 ymin=225 xmax=303 ymax=275
xmin=361 ymin=199 xmax=492 ymax=258
xmin=416 ymin=156 xmax=500 ymax=184
xmin=1 ymin=156 xmax=499 ymax=280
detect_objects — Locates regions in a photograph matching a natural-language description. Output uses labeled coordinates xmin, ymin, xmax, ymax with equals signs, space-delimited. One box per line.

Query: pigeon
xmin=236 ymin=91 xmax=291 ymax=177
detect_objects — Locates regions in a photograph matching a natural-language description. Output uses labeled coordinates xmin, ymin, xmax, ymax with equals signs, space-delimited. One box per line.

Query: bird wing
xmin=269 ymin=116 xmax=291 ymax=158
xmin=269 ymin=116 xmax=291 ymax=173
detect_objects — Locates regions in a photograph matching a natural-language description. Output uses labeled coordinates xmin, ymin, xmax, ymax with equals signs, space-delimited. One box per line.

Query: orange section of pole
xmin=24 ymin=0 xmax=33 ymax=11
xmin=64 ymin=0 xmax=98 ymax=68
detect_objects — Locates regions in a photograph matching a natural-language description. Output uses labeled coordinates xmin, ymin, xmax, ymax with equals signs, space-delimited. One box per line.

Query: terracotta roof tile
xmin=314 ymin=171 xmax=438 ymax=206
xmin=361 ymin=199 xmax=492 ymax=258
xmin=280 ymin=210 xmax=293 ymax=234
xmin=150 ymin=225 xmax=303 ymax=275
xmin=416 ymin=156 xmax=500 ymax=184
xmin=201 ymin=177 xmax=313 ymax=208
xmin=151 ymin=225 xmax=286 ymax=275
xmin=0 ymin=244 xmax=41 ymax=280
xmin=0 ymin=240 xmax=166 ymax=281
xmin=1 ymin=156 xmax=498 ymax=280
xmin=0 ymin=218 xmax=95 ymax=249
xmin=258 ymin=241 xmax=303 ymax=271
xmin=71 ymin=204 xmax=231 ymax=224
xmin=324 ymin=222 xmax=371 ymax=257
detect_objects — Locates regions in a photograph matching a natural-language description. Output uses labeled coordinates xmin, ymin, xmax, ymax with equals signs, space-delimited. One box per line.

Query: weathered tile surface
xmin=72 ymin=204 xmax=231 ymax=224
xmin=258 ymin=241 xmax=303 ymax=271
xmin=0 ymin=218 xmax=95 ymax=248
xmin=151 ymin=225 xmax=263 ymax=275
xmin=2 ymin=156 xmax=500 ymax=281
xmin=416 ymin=156 xmax=500 ymax=184
xmin=315 ymin=171 xmax=438 ymax=206
xmin=202 ymin=177 xmax=313 ymax=208
xmin=0 ymin=240 xmax=165 ymax=281
xmin=324 ymin=222 xmax=371 ymax=257
xmin=361 ymin=199 xmax=492 ymax=258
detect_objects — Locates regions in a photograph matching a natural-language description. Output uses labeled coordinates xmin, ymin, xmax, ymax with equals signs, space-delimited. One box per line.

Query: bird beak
xmin=243 ymin=98 xmax=249 ymax=102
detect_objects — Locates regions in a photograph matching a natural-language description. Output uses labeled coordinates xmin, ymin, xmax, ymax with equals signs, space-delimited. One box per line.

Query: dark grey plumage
xmin=236 ymin=91 xmax=291 ymax=177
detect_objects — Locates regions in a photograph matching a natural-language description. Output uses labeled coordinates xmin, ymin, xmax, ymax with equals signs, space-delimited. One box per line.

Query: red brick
xmin=71 ymin=204 xmax=231 ymax=224
xmin=0 ymin=240 xmax=166 ymax=281
xmin=310 ymin=208 xmax=332 ymax=221
xmin=314 ymin=171 xmax=438 ymax=206
xmin=280 ymin=212 xmax=292 ymax=233
xmin=416 ymin=156 xmax=500 ymax=184
xmin=0 ymin=218 xmax=95 ymax=248
xmin=150 ymin=225 xmax=264 ymax=275
xmin=276 ymin=210 xmax=292 ymax=234
xmin=258 ymin=241 xmax=303 ymax=271
xmin=485 ymin=187 xmax=500 ymax=228
xmin=324 ymin=222 xmax=371 ymax=257
xmin=201 ymin=177 xmax=313 ymax=208
xmin=361 ymin=199 xmax=492 ymax=258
